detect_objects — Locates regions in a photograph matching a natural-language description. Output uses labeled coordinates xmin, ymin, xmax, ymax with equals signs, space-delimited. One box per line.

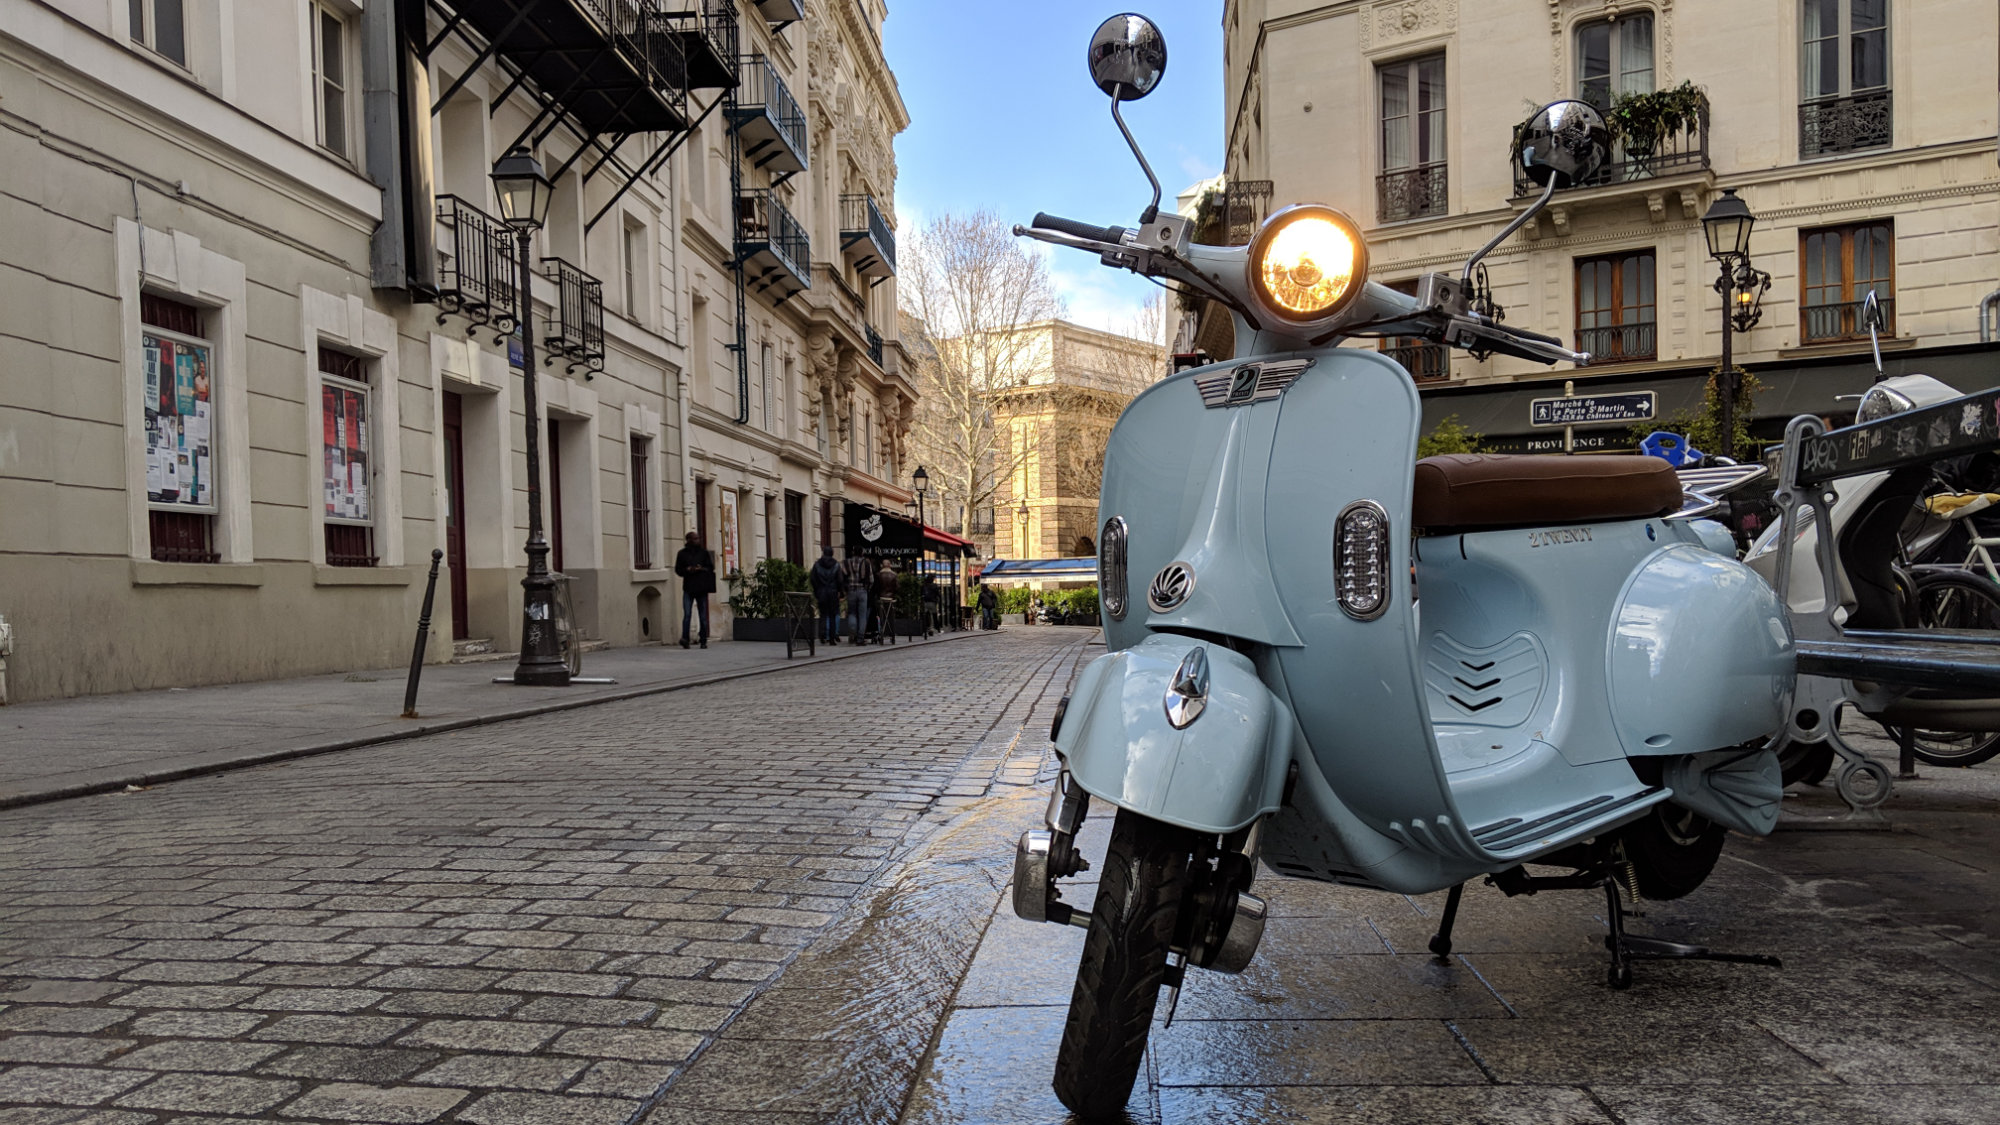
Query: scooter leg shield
xmin=1054 ymin=635 xmax=1292 ymax=836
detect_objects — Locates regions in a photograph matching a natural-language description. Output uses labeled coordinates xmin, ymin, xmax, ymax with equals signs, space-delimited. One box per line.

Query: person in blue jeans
xmin=809 ymin=547 xmax=845 ymax=645
xmin=844 ymin=550 xmax=874 ymax=644
xmin=673 ymin=532 xmax=715 ymax=648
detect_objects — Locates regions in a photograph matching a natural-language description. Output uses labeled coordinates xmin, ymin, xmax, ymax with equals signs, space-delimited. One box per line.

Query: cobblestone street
xmin=0 ymin=630 xmax=1084 ymax=1123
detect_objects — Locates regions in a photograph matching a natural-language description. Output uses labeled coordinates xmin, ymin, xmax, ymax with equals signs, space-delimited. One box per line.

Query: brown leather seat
xmin=1412 ymin=454 xmax=1682 ymax=532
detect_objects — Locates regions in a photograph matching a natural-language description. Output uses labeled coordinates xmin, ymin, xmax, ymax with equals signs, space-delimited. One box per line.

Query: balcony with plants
xmin=1511 ymin=81 xmax=1712 ymax=202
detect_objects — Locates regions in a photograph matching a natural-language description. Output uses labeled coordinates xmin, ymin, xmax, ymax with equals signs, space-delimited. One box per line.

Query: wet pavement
xmin=891 ymin=719 xmax=2000 ymax=1125
xmin=3 ymin=627 xmax=1998 ymax=1123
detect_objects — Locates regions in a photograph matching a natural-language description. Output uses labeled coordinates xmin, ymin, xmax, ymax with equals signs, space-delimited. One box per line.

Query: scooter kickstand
xmin=1428 ymin=883 xmax=1465 ymax=961
xmin=1599 ymin=878 xmax=1782 ymax=990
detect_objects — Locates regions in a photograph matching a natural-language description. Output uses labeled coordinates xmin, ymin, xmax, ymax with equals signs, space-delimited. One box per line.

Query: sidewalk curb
xmin=0 ymin=630 xmax=1003 ymax=813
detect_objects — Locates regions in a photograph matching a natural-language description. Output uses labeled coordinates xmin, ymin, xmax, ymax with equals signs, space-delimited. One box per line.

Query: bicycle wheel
xmin=1889 ymin=571 xmax=2000 ymax=766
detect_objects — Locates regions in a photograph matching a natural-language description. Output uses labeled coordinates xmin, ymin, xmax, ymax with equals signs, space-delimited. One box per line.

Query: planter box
xmin=731 ymin=618 xmax=794 ymax=642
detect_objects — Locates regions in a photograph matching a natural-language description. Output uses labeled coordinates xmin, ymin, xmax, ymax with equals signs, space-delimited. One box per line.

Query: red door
xmin=442 ymin=391 xmax=469 ymax=640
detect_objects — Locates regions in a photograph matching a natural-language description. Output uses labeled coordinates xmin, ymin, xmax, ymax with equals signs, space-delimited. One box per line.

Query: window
xmin=695 ymin=478 xmax=710 ymax=546
xmin=1801 ymin=221 xmax=1894 ymax=343
xmin=320 ymin=346 xmax=377 ymax=567
xmin=759 ymin=342 xmax=773 ymax=432
xmin=1800 ymin=0 xmax=1891 ymax=157
xmin=1574 ymin=251 xmax=1657 ymax=362
xmin=784 ymin=490 xmax=805 ymax=566
xmin=1377 ymin=54 xmax=1447 ymax=222
xmin=312 ymin=3 xmax=351 ymax=159
xmin=129 ymin=0 xmax=186 ymax=66
xmin=142 ymin=294 xmax=217 ymax=563
xmin=631 ymin=436 xmax=653 ymax=569
xmin=1576 ymin=15 xmax=1654 ymax=110
xmin=622 ymin=221 xmax=643 ymax=317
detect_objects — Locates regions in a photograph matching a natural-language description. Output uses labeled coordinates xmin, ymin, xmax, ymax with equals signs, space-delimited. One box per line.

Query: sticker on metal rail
xmin=1194 ymin=358 xmax=1314 ymax=409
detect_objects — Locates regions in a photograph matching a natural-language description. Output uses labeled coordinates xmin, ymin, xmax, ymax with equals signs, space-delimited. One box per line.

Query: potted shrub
xmin=726 ymin=558 xmax=810 ymax=642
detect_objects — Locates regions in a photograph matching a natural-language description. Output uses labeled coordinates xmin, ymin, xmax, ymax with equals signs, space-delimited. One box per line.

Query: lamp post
xmin=912 ymin=465 xmax=930 ymax=529
xmin=491 ymin=148 xmax=567 ymax=687
xmin=1016 ymin=499 xmax=1031 ymax=559
xmin=1700 ymin=188 xmax=1770 ymax=462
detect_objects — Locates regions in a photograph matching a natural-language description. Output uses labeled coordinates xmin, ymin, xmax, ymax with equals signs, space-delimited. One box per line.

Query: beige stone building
xmin=979 ymin=320 xmax=1165 ymax=564
xmin=1215 ymin=0 xmax=2000 ymax=452
xmin=0 ymin=0 xmax=908 ymax=703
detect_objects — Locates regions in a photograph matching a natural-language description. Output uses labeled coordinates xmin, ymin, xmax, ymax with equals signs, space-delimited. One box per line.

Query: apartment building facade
xmin=0 ymin=0 xmax=909 ymax=702
xmin=1216 ymin=0 xmax=2000 ymax=452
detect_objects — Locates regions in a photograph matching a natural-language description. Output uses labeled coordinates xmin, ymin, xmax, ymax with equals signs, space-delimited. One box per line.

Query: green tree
xmin=1631 ymin=367 xmax=1763 ymax=458
xmin=1417 ymin=415 xmax=1483 ymax=459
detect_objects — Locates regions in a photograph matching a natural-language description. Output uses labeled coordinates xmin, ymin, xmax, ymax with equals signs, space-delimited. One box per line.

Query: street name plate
xmin=1530 ymin=391 xmax=1657 ymax=428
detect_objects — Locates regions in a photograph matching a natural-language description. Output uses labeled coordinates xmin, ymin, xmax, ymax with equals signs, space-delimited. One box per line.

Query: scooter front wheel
xmin=1052 ymin=808 xmax=1194 ymax=1118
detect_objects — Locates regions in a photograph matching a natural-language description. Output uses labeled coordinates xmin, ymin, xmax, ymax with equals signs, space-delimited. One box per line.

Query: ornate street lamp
xmin=1016 ymin=499 xmax=1032 ymax=559
xmin=491 ymin=148 xmax=568 ymax=686
xmin=911 ymin=464 xmax=930 ymax=529
xmin=1701 ymin=188 xmax=1769 ymax=462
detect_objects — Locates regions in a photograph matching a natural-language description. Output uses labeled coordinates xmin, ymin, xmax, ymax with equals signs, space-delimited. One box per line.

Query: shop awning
xmin=923 ymin=526 xmax=978 ymax=556
xmin=981 ymin=558 xmax=1098 ymax=583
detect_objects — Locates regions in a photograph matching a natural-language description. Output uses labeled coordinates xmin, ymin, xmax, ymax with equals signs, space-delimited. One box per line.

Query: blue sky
xmin=882 ymin=3 xmax=1225 ymax=334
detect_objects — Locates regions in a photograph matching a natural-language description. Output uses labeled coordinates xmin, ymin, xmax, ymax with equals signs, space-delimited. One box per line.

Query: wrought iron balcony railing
xmin=1576 ymin=322 xmax=1657 ymax=364
xmin=736 ymin=188 xmax=810 ymax=300
xmin=1383 ymin=341 xmax=1449 ymax=383
xmin=840 ymin=193 xmax=896 ymax=278
xmin=1224 ymin=179 xmax=1273 ymax=245
xmin=445 ymin=0 xmax=688 ymax=135
xmin=652 ymin=0 xmax=738 ymax=90
xmin=730 ymin=53 xmax=808 ymax=174
xmin=435 ymin=195 xmax=518 ymax=333
xmin=1377 ymin=164 xmax=1448 ymax=223
xmin=1512 ymin=111 xmax=1710 ymax=198
xmin=540 ymin=257 xmax=606 ymax=373
xmin=1803 ymin=296 xmax=1894 ymax=345
xmin=865 ymin=324 xmax=884 ymax=368
xmin=1799 ymin=90 xmax=1892 ymax=159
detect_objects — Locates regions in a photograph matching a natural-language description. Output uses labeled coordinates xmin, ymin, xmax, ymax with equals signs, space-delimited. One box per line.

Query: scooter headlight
xmin=1855 ymin=384 xmax=1915 ymax=423
xmin=1248 ymin=205 xmax=1368 ymax=323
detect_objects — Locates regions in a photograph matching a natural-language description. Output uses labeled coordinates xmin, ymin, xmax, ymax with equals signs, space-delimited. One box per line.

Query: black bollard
xmin=402 ymin=549 xmax=445 ymax=718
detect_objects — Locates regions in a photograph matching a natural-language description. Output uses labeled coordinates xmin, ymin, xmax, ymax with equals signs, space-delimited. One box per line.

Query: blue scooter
xmin=1008 ymin=16 xmax=1794 ymax=1117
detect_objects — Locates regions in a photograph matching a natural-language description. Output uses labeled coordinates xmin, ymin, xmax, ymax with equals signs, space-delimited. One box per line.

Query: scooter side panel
xmin=1055 ymin=636 xmax=1292 ymax=835
xmin=1608 ymin=545 xmax=1794 ymax=756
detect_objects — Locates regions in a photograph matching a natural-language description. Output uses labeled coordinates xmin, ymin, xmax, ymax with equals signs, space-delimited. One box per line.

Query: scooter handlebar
xmin=1030 ymin=213 xmax=1123 ymax=245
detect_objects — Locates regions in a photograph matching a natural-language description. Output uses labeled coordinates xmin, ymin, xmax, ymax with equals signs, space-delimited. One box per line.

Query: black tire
xmin=1052 ymin=809 xmax=1194 ymax=1119
xmin=1615 ymin=803 xmax=1725 ymax=901
xmin=1890 ymin=571 xmax=2000 ymax=767
xmin=1781 ymin=741 xmax=1836 ymax=787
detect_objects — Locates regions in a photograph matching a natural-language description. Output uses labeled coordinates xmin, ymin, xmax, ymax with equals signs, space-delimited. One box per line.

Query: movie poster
xmin=719 ymin=490 xmax=739 ymax=576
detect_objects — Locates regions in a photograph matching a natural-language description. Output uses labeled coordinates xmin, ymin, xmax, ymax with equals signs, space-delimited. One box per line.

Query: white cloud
xmin=1177 ymin=148 xmax=1220 ymax=184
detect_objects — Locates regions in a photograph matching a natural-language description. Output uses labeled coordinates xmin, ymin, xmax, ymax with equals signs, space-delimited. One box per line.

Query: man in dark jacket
xmin=976 ymin=580 xmax=999 ymax=630
xmin=809 ymin=547 xmax=844 ymax=645
xmin=674 ymin=532 xmax=715 ymax=649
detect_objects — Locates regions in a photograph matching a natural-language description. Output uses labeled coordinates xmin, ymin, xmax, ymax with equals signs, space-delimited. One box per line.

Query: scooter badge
xmin=1147 ymin=561 xmax=1195 ymax=612
xmin=1164 ymin=647 xmax=1209 ymax=729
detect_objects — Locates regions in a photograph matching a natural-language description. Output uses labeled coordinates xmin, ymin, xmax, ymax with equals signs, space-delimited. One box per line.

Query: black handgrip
xmin=1032 ymin=212 xmax=1120 ymax=244
xmin=1501 ymin=324 xmax=1566 ymax=348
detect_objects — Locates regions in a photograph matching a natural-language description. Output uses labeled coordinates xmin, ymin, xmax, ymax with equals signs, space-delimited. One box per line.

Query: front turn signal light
xmin=1249 ymin=205 xmax=1367 ymax=323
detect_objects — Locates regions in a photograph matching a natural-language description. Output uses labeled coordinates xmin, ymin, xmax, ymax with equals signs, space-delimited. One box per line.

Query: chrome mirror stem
xmin=1110 ymin=98 xmax=1164 ymax=225
xmin=1462 ymin=176 xmax=1557 ymax=287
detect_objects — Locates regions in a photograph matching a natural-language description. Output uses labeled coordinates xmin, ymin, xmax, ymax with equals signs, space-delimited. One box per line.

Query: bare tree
xmin=1041 ymin=292 xmax=1168 ymax=512
xmin=899 ymin=211 xmax=1065 ymax=543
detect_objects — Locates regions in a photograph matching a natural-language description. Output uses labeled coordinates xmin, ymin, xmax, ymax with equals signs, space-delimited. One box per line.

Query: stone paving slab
xmin=0 ymin=626 xmax=1006 ymax=810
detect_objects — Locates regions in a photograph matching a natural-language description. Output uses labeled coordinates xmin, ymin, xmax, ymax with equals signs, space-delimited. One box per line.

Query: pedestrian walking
xmin=674 ymin=531 xmax=715 ymax=649
xmin=845 ymin=550 xmax=874 ymax=644
xmin=920 ymin=575 xmax=942 ymax=634
xmin=976 ymin=580 xmax=999 ymax=630
xmin=809 ymin=547 xmax=845 ymax=645
xmin=874 ymin=558 xmax=900 ymax=640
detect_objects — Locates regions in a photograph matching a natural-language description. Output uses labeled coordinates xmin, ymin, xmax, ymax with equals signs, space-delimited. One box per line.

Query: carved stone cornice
xmin=1359 ymin=0 xmax=1459 ymax=52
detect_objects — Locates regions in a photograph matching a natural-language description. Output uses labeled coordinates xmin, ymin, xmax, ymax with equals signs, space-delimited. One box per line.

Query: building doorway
xmin=442 ymin=391 xmax=469 ymax=640
xmin=547 ymin=417 xmax=566 ymax=574
xmin=785 ymin=490 xmax=806 ymax=566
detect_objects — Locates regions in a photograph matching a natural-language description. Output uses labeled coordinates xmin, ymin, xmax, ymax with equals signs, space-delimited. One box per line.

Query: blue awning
xmin=980 ymin=558 xmax=1098 ymax=582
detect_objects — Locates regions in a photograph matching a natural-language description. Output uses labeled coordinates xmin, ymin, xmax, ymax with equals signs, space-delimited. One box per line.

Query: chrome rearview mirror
xmin=1517 ymin=100 xmax=1610 ymax=189
xmin=1458 ymin=100 xmax=1611 ymax=290
xmin=1088 ymin=13 xmax=1167 ymax=101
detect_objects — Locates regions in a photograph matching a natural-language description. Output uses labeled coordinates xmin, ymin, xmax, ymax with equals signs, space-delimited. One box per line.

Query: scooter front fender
xmin=1055 ymin=634 xmax=1292 ymax=836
